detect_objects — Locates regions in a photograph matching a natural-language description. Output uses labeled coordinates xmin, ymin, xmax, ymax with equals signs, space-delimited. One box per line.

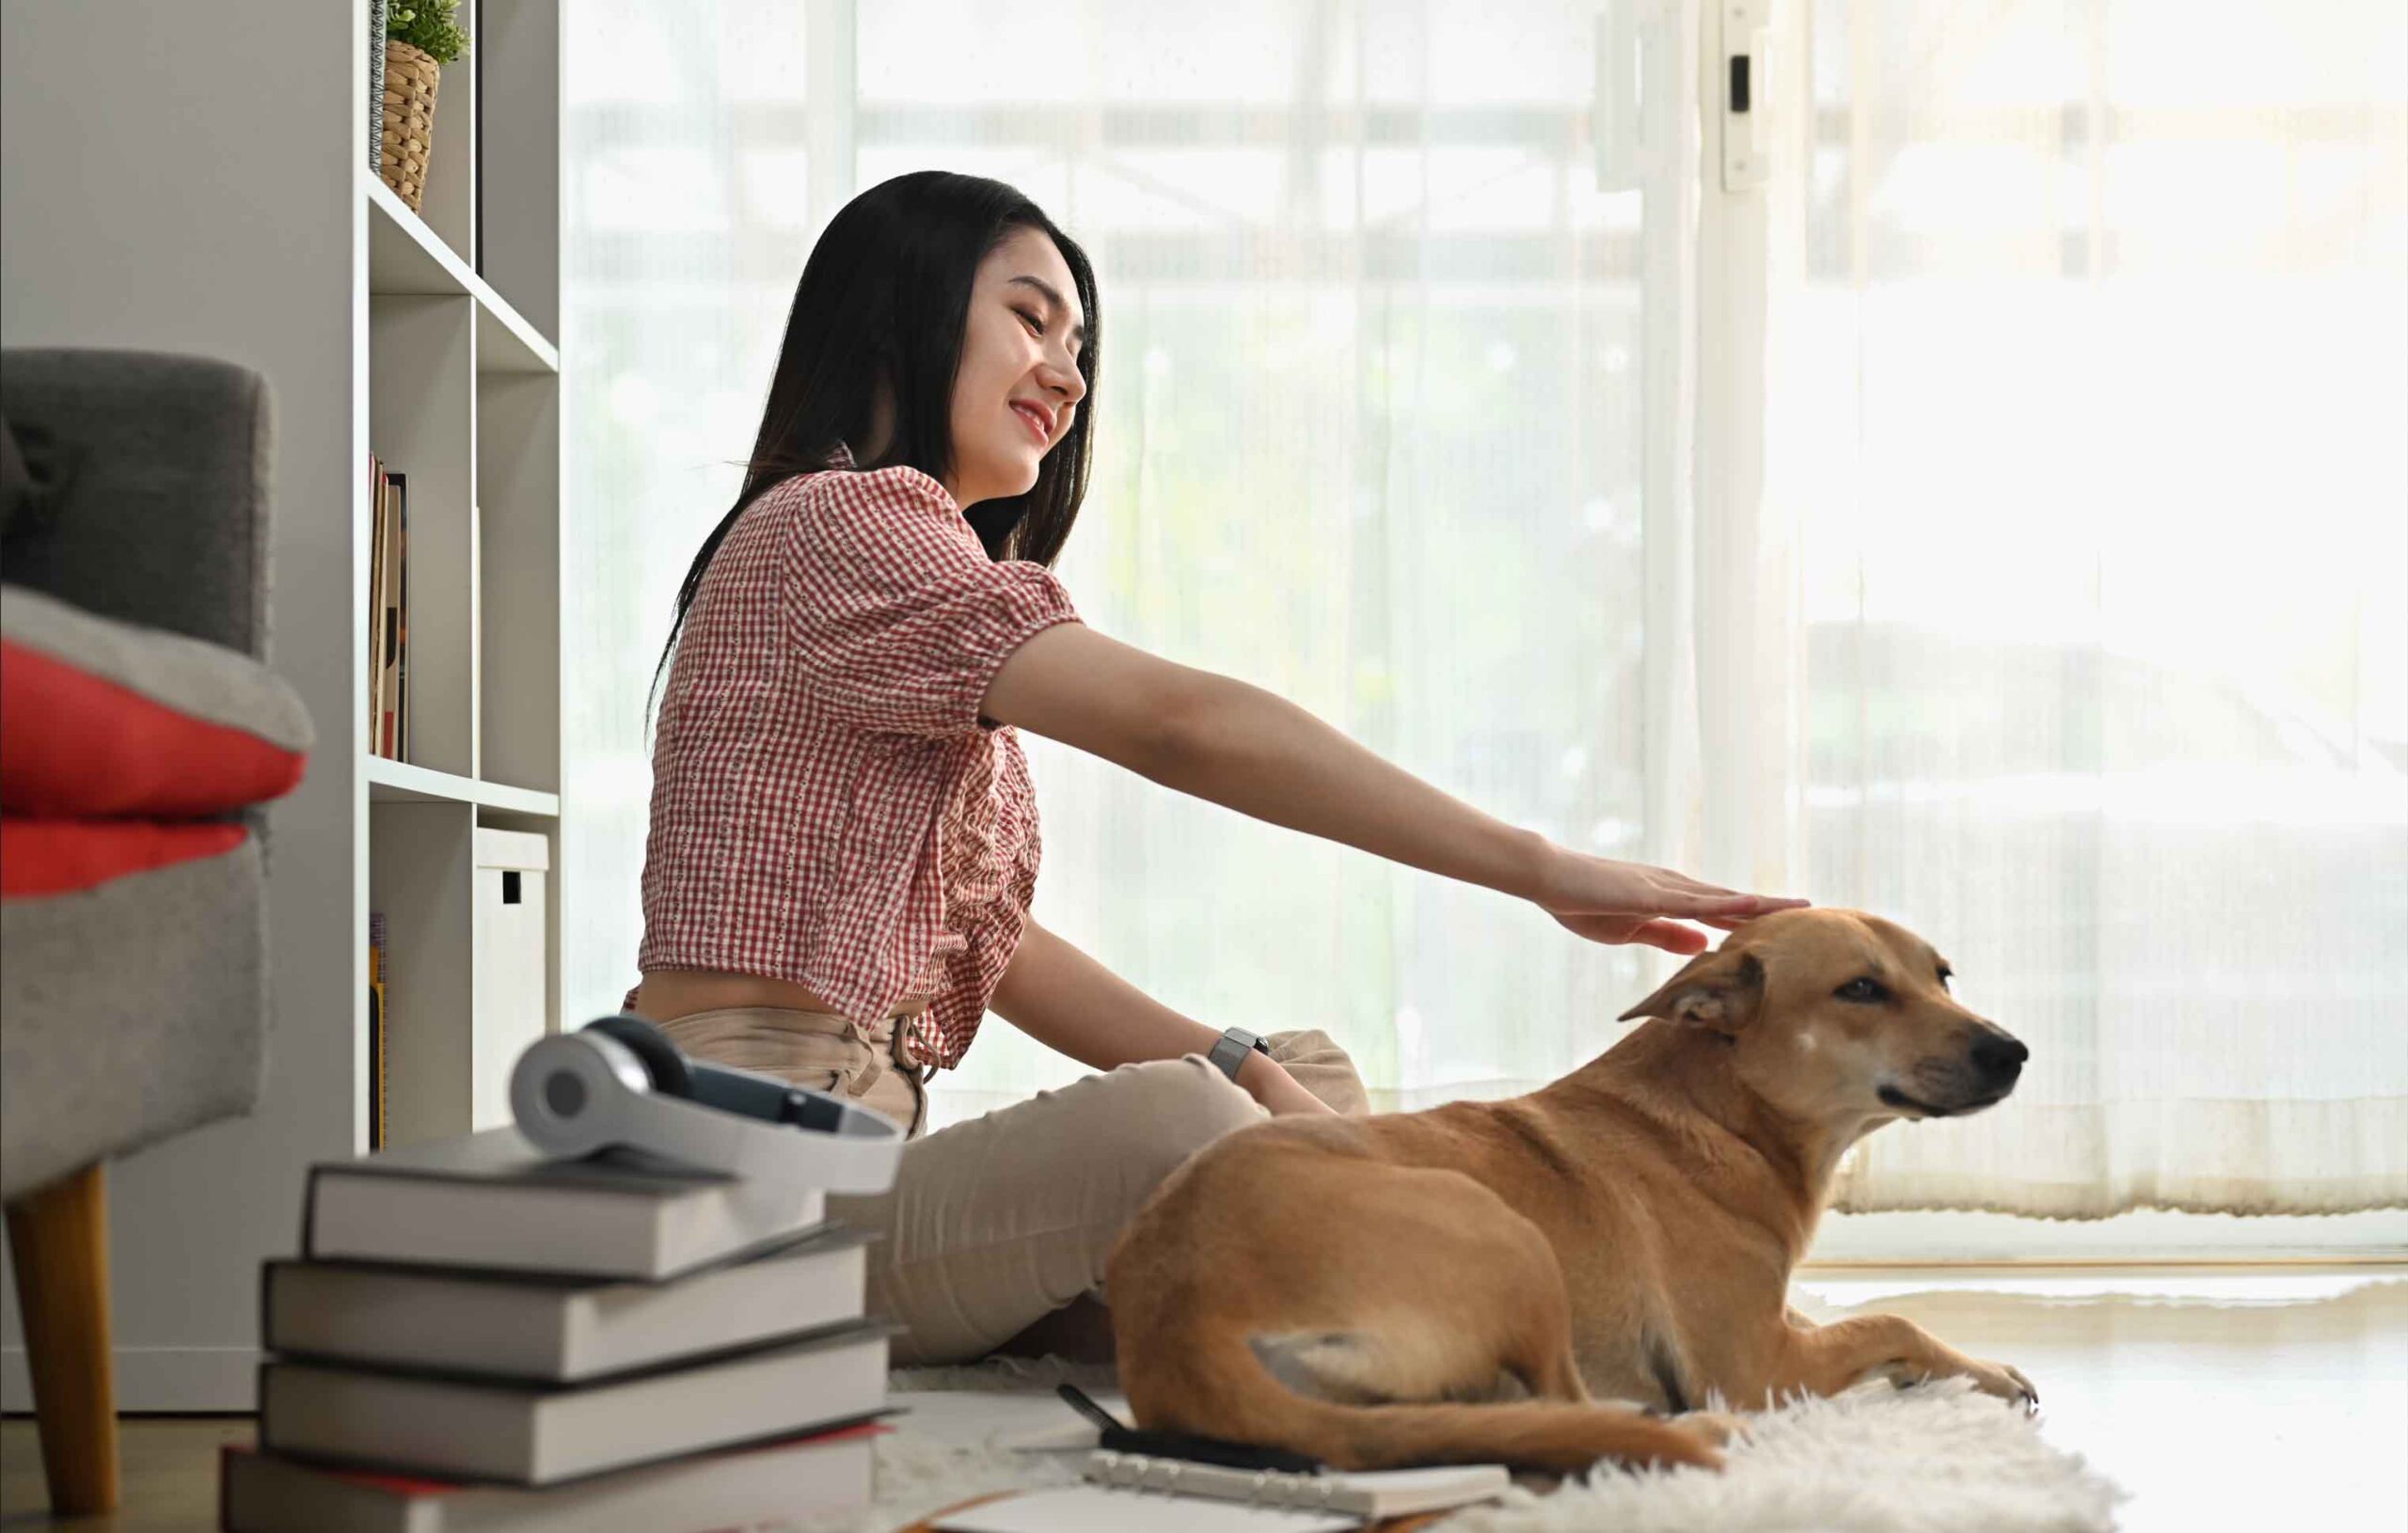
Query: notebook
xmin=930 ymin=1453 xmax=1510 ymax=1532
xmin=933 ymin=1491 xmax=1360 ymax=1533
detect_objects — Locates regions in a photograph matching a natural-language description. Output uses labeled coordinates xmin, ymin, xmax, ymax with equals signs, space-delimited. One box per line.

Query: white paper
xmin=932 ymin=1486 xmax=1363 ymax=1533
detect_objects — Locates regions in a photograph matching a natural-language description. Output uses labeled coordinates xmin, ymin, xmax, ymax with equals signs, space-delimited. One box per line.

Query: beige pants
xmin=655 ymin=1006 xmax=1369 ymax=1366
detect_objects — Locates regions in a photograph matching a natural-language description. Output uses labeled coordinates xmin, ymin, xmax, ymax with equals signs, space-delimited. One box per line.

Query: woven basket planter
xmin=378 ymin=38 xmax=441 ymax=212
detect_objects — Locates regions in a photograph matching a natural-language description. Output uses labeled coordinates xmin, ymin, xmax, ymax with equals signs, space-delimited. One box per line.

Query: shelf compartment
xmin=370 ymin=800 xmax=476 ymax=1148
xmin=369 ymin=810 xmax=555 ymax=1147
xmin=366 ymin=171 xmax=558 ymax=375
xmin=368 ymin=292 xmax=478 ymax=780
xmin=475 ymin=0 xmax=562 ymax=343
xmin=471 ymin=827 xmax=552 ymax=1131
xmin=478 ymin=371 xmax=562 ymax=798
xmin=408 ymin=0 xmax=477 ymax=272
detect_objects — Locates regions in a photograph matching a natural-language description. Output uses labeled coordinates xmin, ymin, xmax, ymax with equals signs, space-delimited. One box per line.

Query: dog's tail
xmin=1149 ymin=1323 xmax=1723 ymax=1477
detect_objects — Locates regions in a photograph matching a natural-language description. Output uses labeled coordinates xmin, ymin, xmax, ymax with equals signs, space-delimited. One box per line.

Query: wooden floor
xmin=0 ymin=1415 xmax=249 ymax=1532
xmin=4 ymin=1266 xmax=2402 ymax=1530
xmin=1792 ymin=1266 xmax=2408 ymax=1532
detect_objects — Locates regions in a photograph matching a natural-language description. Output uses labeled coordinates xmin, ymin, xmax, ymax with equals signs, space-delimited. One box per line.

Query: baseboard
xmin=1807 ymin=1207 xmax=2408 ymax=1264
xmin=1 ymin=1345 xmax=259 ymax=1414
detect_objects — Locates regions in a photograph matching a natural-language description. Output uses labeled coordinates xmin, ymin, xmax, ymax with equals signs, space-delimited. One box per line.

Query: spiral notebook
xmin=929 ymin=1451 xmax=1511 ymax=1532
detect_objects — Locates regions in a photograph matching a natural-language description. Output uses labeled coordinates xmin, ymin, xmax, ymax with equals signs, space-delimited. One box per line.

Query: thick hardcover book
xmin=300 ymin=1126 xmax=827 ymax=1282
xmin=259 ymin=1319 xmax=892 ymax=1487
xmin=263 ymin=1223 xmax=869 ymax=1383
xmin=220 ymin=1420 xmax=881 ymax=1532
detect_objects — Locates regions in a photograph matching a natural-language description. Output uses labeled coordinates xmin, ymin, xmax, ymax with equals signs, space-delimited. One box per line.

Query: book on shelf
xmin=262 ymin=1222 xmax=871 ymax=1383
xmin=395 ymin=467 xmax=409 ymax=759
xmin=365 ymin=910 xmax=388 ymax=1151
xmin=219 ymin=1419 xmax=884 ymax=1533
xmin=371 ymin=469 xmax=407 ymax=760
xmin=257 ymin=1317 xmax=892 ymax=1486
xmin=299 ymin=1125 xmax=830 ymax=1281
xmin=367 ymin=455 xmax=387 ymax=752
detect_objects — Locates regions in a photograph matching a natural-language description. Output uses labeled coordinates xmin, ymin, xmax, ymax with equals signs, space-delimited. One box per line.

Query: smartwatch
xmin=1207 ymin=1025 xmax=1271 ymax=1083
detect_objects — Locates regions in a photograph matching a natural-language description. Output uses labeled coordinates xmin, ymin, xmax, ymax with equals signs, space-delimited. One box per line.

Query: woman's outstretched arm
xmin=990 ymin=917 xmax=1334 ymax=1116
xmin=982 ymin=624 xmax=1802 ymax=954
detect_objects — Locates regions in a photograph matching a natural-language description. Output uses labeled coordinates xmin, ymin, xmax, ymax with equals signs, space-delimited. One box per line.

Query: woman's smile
xmin=1010 ymin=400 xmax=1054 ymax=445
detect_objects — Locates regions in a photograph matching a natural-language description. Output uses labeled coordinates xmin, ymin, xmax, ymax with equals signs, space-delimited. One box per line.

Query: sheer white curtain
xmin=562 ymin=2 xmax=2405 ymax=1219
xmin=558 ymin=3 xmax=1714 ymax=1126
xmin=561 ymin=0 xmax=1711 ymax=1124
xmin=853 ymin=0 xmax=1709 ymax=1123
xmin=559 ymin=4 xmax=831 ymax=1043
xmin=1759 ymin=0 xmax=2408 ymax=1217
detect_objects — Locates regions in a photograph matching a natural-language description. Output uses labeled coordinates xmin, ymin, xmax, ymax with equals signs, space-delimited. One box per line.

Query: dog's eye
xmin=1835 ymin=976 xmax=1887 ymax=1003
xmin=1937 ymin=968 xmax=1953 ymax=990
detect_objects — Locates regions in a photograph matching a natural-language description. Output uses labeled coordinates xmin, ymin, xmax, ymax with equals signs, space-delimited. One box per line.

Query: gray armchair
xmin=0 ymin=349 xmax=311 ymax=1514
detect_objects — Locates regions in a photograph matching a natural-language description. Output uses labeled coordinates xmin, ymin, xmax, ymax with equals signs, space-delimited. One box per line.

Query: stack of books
xmin=221 ymin=1125 xmax=895 ymax=1532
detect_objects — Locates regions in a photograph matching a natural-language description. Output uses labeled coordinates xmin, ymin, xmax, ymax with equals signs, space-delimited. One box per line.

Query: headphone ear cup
xmin=584 ymin=1014 xmax=694 ymax=1098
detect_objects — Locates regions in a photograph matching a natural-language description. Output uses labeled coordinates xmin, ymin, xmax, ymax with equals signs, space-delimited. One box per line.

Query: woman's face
xmin=943 ymin=226 xmax=1087 ymax=510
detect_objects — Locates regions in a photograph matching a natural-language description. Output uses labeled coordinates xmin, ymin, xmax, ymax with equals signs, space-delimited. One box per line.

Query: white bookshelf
xmin=365 ymin=0 xmax=565 ymax=1149
xmin=368 ymin=756 xmax=560 ymax=816
xmin=0 ymin=0 xmax=566 ymax=1411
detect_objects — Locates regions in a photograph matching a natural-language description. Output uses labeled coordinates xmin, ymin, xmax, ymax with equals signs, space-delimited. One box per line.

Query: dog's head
xmin=1615 ymin=909 xmax=2027 ymax=1126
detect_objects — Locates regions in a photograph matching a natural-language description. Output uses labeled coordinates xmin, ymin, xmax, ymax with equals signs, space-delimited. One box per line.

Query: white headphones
xmin=509 ymin=1015 xmax=906 ymax=1195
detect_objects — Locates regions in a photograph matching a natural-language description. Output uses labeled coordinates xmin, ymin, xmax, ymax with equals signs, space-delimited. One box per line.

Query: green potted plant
xmin=377 ymin=0 xmax=471 ymax=213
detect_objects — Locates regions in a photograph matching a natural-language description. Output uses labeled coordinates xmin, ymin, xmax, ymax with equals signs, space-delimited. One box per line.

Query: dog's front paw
xmin=1656 ymin=1415 xmax=1735 ymax=1470
xmin=1678 ymin=1410 xmax=1751 ymax=1449
xmin=1965 ymin=1358 xmax=2039 ymax=1415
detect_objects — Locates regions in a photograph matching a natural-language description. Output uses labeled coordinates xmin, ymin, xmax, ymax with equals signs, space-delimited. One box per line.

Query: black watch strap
xmin=1207 ymin=1025 xmax=1271 ymax=1083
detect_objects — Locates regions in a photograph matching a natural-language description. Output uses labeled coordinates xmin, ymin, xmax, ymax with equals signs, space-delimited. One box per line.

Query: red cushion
xmin=0 ymin=637 xmax=307 ymax=817
xmin=0 ymin=816 xmax=250 ymax=899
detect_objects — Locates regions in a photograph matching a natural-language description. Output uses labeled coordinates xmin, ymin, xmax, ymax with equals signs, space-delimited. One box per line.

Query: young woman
xmin=626 ymin=170 xmax=1805 ymax=1366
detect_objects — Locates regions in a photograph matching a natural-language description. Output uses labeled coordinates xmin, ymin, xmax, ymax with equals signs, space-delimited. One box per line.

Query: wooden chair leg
xmin=5 ymin=1162 xmax=120 ymax=1515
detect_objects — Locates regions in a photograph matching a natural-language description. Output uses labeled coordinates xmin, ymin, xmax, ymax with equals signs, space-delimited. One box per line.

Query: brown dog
xmin=1106 ymin=909 xmax=2037 ymax=1474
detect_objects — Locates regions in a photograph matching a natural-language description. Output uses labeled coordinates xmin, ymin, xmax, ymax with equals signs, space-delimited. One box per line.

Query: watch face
xmin=1214 ymin=1030 xmax=1264 ymax=1069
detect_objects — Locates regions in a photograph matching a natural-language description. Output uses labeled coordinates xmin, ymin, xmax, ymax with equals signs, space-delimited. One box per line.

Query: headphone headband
xmin=509 ymin=1015 xmax=906 ymax=1195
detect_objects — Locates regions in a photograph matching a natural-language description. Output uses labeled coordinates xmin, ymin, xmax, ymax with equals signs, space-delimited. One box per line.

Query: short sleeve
xmin=784 ymin=466 xmax=1082 ymax=737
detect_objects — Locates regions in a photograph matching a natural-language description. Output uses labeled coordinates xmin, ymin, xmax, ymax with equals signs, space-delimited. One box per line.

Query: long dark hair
xmin=648 ymin=170 xmax=1101 ymax=726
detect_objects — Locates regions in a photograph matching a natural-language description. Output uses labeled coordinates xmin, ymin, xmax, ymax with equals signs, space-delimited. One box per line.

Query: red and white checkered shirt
xmin=626 ymin=444 xmax=1081 ymax=1069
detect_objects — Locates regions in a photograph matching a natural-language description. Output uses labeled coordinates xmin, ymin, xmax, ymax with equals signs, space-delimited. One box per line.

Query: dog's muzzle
xmin=1969 ymin=1029 xmax=2028 ymax=1094
xmin=1880 ymin=1028 xmax=2028 ymax=1117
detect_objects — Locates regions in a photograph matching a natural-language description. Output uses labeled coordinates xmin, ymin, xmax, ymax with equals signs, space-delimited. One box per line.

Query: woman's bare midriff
xmin=632 ymin=968 xmax=842 ymax=1023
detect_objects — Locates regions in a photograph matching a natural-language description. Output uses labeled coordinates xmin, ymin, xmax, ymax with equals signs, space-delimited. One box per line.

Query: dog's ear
xmin=1616 ymin=948 xmax=1766 ymax=1036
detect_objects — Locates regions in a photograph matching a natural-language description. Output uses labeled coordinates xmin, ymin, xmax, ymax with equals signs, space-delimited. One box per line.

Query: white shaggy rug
xmin=791 ymin=1355 xmax=2126 ymax=1533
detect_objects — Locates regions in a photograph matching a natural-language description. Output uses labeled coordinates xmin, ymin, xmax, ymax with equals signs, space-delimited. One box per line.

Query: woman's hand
xmin=1238 ymin=1051 xmax=1340 ymax=1116
xmin=1537 ymin=848 xmax=1807 ymax=955
xmin=995 ymin=919 xmax=1343 ymax=1114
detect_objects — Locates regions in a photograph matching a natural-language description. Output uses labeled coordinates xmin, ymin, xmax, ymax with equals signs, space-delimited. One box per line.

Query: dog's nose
xmin=1970 ymin=1032 xmax=2028 ymax=1085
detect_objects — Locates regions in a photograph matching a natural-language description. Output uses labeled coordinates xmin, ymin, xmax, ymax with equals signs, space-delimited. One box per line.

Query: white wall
xmin=1 ymin=0 xmax=364 ymax=1408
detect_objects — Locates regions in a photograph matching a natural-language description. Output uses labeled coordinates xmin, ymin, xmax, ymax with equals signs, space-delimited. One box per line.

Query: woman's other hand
xmin=1239 ymin=1052 xmax=1342 ymax=1116
xmin=1538 ymin=850 xmax=1807 ymax=955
